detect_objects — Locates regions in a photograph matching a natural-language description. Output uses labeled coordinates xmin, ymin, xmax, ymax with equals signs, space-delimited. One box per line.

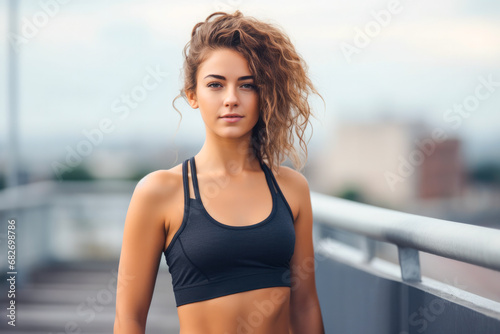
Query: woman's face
xmin=186 ymin=48 xmax=260 ymax=139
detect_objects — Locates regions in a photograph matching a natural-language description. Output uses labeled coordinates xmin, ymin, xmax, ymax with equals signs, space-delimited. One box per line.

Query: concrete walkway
xmin=0 ymin=260 xmax=180 ymax=334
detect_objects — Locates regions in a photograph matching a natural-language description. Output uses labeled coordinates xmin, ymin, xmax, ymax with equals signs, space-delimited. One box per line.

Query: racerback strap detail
xmin=182 ymin=159 xmax=190 ymax=204
xmin=189 ymin=157 xmax=201 ymax=201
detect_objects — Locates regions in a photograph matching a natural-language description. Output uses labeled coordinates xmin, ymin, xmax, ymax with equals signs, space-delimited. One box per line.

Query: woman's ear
xmin=185 ymin=89 xmax=199 ymax=109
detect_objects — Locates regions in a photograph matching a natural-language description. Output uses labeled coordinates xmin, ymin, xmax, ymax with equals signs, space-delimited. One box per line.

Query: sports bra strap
xmin=182 ymin=159 xmax=191 ymax=204
xmin=188 ymin=156 xmax=278 ymax=199
xmin=260 ymin=160 xmax=279 ymax=195
xmin=189 ymin=157 xmax=201 ymax=200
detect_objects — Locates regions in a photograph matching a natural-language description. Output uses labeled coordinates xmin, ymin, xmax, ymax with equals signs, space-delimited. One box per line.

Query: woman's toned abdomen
xmin=177 ymin=286 xmax=291 ymax=334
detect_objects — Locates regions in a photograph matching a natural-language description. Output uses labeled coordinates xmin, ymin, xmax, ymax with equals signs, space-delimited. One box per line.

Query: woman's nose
xmin=224 ymin=86 xmax=239 ymax=107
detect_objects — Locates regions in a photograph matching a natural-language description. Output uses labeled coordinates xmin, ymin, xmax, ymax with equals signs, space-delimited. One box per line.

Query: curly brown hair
xmin=172 ymin=10 xmax=324 ymax=173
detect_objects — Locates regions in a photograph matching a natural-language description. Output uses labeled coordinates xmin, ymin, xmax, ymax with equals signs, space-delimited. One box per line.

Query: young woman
xmin=114 ymin=10 xmax=325 ymax=334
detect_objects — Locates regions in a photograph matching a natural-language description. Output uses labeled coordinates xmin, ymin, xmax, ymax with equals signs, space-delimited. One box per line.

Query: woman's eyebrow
xmin=203 ymin=74 xmax=254 ymax=81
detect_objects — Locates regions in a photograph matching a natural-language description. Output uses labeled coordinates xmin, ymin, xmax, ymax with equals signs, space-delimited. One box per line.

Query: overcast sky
xmin=1 ymin=0 xmax=500 ymax=164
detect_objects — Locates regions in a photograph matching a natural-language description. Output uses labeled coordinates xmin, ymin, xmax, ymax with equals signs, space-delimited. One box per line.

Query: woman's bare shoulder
xmin=272 ymin=165 xmax=310 ymax=221
xmin=132 ymin=162 xmax=184 ymax=200
xmin=274 ymin=165 xmax=309 ymax=190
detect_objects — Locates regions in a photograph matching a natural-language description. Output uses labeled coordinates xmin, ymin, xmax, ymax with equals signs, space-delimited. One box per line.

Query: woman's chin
xmin=214 ymin=129 xmax=253 ymax=139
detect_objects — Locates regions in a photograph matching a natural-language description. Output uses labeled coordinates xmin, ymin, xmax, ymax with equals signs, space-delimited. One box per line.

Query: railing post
xmin=397 ymin=247 xmax=421 ymax=282
xmin=360 ymin=236 xmax=376 ymax=263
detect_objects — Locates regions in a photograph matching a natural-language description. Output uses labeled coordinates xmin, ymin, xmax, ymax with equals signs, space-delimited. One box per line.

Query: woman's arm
xmin=114 ymin=172 xmax=170 ymax=334
xmin=288 ymin=171 xmax=325 ymax=334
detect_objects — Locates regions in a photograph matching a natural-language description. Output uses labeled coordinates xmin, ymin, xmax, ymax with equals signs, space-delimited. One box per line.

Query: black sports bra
xmin=163 ymin=156 xmax=296 ymax=307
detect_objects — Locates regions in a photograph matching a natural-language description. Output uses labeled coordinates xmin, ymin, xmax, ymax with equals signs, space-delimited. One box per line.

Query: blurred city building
xmin=313 ymin=121 xmax=464 ymax=207
xmin=311 ymin=120 xmax=500 ymax=229
xmin=418 ymin=138 xmax=465 ymax=199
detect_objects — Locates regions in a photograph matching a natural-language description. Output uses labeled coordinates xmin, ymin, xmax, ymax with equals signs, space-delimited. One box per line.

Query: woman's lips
xmin=220 ymin=116 xmax=244 ymax=123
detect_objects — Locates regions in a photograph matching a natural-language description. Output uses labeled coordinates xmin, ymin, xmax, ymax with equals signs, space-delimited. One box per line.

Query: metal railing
xmin=310 ymin=191 xmax=500 ymax=283
xmin=2 ymin=182 xmax=498 ymax=333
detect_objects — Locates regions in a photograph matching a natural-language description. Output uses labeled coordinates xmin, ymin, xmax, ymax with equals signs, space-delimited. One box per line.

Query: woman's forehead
xmin=198 ymin=49 xmax=252 ymax=79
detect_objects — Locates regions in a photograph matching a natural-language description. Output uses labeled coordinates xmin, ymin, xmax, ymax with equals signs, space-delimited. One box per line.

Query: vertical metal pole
xmin=360 ymin=236 xmax=376 ymax=263
xmin=6 ymin=0 xmax=20 ymax=190
xmin=398 ymin=246 xmax=421 ymax=282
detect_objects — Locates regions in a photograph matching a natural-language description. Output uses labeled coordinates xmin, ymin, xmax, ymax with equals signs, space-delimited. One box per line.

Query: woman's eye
xmin=207 ymin=83 xmax=256 ymax=90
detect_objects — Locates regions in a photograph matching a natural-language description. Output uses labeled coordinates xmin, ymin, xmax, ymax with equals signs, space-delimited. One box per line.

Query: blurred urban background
xmin=0 ymin=0 xmax=499 ymax=333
